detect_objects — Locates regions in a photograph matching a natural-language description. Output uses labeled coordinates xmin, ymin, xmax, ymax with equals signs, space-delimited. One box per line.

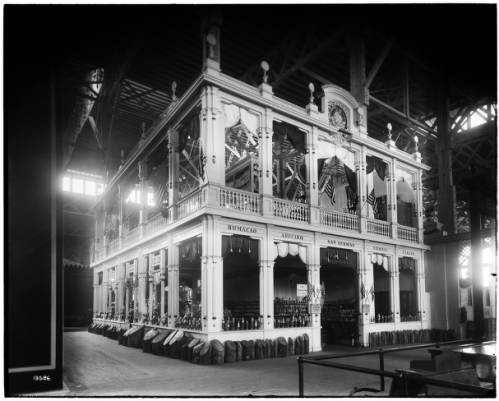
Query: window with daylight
xmin=272 ymin=121 xmax=308 ymax=203
xmin=224 ymin=103 xmax=260 ymax=193
xmin=366 ymin=156 xmax=388 ymax=221
xmin=451 ymin=103 xmax=496 ymax=133
xmin=62 ymin=169 xmax=104 ymax=196
xmin=122 ymin=167 xmax=140 ymax=233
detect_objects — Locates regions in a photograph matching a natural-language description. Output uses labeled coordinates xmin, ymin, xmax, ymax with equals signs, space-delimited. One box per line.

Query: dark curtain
xmin=366 ymin=156 xmax=387 ymax=181
xmin=344 ymin=165 xmax=357 ymax=193
xmin=179 ymin=237 xmax=202 ymax=265
xmin=320 ymin=247 xmax=357 ymax=267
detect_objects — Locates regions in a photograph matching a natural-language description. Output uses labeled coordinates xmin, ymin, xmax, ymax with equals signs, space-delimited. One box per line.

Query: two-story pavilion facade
xmin=91 ymin=32 xmax=431 ymax=350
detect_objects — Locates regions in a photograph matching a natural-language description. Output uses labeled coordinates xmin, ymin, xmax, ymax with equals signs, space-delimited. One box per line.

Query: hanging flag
xmin=367 ymin=188 xmax=376 ymax=205
xmin=198 ymin=143 xmax=206 ymax=180
xmin=325 ymin=181 xmax=336 ymax=205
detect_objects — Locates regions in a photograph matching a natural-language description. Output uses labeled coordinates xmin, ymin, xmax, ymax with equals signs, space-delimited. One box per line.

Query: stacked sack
xmin=88 ymin=322 xmax=311 ymax=366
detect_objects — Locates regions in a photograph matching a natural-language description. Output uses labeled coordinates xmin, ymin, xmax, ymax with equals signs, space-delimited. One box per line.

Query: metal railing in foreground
xmin=297 ymin=340 xmax=495 ymax=397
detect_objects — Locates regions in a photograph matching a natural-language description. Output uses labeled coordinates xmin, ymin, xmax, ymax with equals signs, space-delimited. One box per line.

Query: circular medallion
xmin=328 ymin=102 xmax=348 ymax=129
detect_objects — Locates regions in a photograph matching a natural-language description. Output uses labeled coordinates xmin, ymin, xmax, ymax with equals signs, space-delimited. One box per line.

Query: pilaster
xmin=167 ymin=128 xmax=179 ymax=221
xmin=388 ymin=158 xmax=398 ymax=239
xmin=167 ymin=241 xmax=179 ymax=327
xmin=160 ymin=249 xmax=167 ymax=318
xmin=261 ymin=260 xmax=275 ymax=329
xmin=357 ymin=146 xmax=368 ymax=233
xmin=200 ymin=85 xmax=225 ymax=186
xmin=260 ymin=107 xmax=274 ymax=217
xmin=138 ymin=160 xmax=148 ymax=237
xmin=390 ymin=268 xmax=401 ymax=323
xmin=138 ymin=254 xmax=148 ymax=317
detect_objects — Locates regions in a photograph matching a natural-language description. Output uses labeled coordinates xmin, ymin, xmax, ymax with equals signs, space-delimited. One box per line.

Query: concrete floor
xmin=63 ymin=331 xmax=432 ymax=396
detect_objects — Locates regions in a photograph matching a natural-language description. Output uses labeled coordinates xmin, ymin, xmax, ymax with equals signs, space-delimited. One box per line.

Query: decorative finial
xmin=206 ymin=32 xmax=217 ymax=59
xmin=260 ymin=60 xmax=269 ymax=84
xmin=308 ymin=82 xmax=315 ymax=105
xmin=171 ymin=81 xmax=177 ymax=101
xmin=141 ymin=122 xmax=146 ymax=140
xmin=387 ymin=122 xmax=393 ymax=141
xmin=413 ymin=135 xmax=419 ymax=152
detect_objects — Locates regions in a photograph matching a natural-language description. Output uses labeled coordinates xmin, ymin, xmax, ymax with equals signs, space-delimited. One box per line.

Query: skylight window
xmin=62 ymin=170 xmax=105 ymax=197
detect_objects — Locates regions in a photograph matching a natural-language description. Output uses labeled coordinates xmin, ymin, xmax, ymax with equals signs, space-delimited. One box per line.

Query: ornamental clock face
xmin=328 ymin=102 xmax=348 ymax=129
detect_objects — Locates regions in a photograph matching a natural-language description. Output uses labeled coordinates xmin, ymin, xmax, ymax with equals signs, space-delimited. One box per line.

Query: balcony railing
xmin=272 ymin=198 xmax=309 ymax=223
xmin=397 ymin=224 xmax=418 ymax=242
xmin=216 ymin=186 xmax=260 ymax=215
xmin=107 ymin=238 xmax=119 ymax=254
xmin=122 ymin=226 xmax=140 ymax=247
xmin=176 ymin=187 xmax=205 ymax=220
xmin=320 ymin=209 xmax=359 ymax=232
xmin=144 ymin=212 xmax=169 ymax=236
xmin=366 ymin=218 xmax=391 ymax=237
xmin=93 ymin=185 xmax=423 ymax=264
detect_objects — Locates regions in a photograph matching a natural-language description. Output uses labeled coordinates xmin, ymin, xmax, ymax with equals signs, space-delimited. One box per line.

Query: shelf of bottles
xmin=175 ymin=302 xmax=202 ymax=330
xmin=370 ymin=313 xmax=394 ymax=323
xmin=400 ymin=311 xmax=421 ymax=322
xmin=222 ymin=302 xmax=263 ymax=331
xmin=321 ymin=302 xmax=357 ymax=323
xmin=273 ymin=297 xmax=311 ymax=328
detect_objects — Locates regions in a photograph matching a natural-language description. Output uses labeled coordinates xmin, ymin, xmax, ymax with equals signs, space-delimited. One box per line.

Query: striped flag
xmin=324 ymin=181 xmax=335 ymax=205
xmin=367 ymin=188 xmax=375 ymax=206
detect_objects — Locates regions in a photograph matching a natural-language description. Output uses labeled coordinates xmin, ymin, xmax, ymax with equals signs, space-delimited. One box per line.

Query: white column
xmin=364 ymin=256 xmax=375 ymax=324
xmin=417 ymin=255 xmax=427 ymax=322
xmin=260 ymin=107 xmax=274 ymax=217
xmin=167 ymin=242 xmax=179 ymax=327
xmin=388 ymin=158 xmax=398 ymax=239
xmin=358 ymin=146 xmax=367 ymax=233
xmin=391 ymin=260 xmax=401 ymax=323
xmin=148 ymin=257 xmax=154 ymax=320
xmin=262 ymin=260 xmax=275 ymax=329
xmin=167 ymin=129 xmax=179 ymax=221
xmin=414 ymin=169 xmax=424 ymax=242
xmin=200 ymin=85 xmax=225 ymax=186
xmin=160 ymin=249 xmax=167 ymax=320
xmin=138 ymin=161 xmax=147 ymax=237
xmin=138 ymin=255 xmax=148 ymax=320
xmin=308 ymin=127 xmax=319 ymax=224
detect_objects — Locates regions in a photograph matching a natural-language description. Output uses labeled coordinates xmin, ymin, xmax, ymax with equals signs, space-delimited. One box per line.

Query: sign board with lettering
xmin=366 ymin=242 xmax=395 ymax=255
xmin=272 ymin=228 xmax=313 ymax=243
xmin=297 ymin=284 xmax=308 ymax=297
xmin=220 ymin=219 xmax=265 ymax=237
xmin=309 ymin=304 xmax=321 ymax=314
xmin=321 ymin=234 xmax=362 ymax=250
xmin=399 ymin=247 xmax=420 ymax=259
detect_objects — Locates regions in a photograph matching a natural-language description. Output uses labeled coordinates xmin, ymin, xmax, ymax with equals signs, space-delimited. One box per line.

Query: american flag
xmin=324 ymin=181 xmax=335 ymax=205
xmin=367 ymin=188 xmax=375 ymax=205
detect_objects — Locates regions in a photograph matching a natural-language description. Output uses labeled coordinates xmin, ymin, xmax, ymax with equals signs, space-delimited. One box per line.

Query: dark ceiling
xmin=6 ymin=4 xmax=497 ymax=179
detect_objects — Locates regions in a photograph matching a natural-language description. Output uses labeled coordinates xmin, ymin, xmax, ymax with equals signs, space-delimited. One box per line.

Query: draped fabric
xmin=371 ymin=253 xmax=389 ymax=271
xmin=222 ymin=235 xmax=259 ymax=261
xmin=273 ymin=241 xmax=308 ymax=264
xmin=344 ymin=165 xmax=357 ymax=193
xmin=316 ymin=142 xmax=355 ymax=171
xmin=366 ymin=156 xmax=387 ymax=181
xmin=223 ymin=104 xmax=258 ymax=134
xmin=399 ymin=257 xmax=416 ymax=272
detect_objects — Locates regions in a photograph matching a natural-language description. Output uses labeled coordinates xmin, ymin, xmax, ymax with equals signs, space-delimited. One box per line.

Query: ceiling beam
xmin=365 ymin=37 xmax=395 ymax=88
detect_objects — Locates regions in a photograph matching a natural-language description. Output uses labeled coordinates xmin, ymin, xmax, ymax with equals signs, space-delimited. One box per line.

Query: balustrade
xmin=366 ymin=218 xmax=391 ymax=237
xmin=272 ymin=198 xmax=309 ymax=223
xmin=320 ymin=209 xmax=359 ymax=232
xmin=217 ymin=186 xmax=260 ymax=214
xmin=176 ymin=188 xmax=204 ymax=220
xmin=144 ymin=212 xmax=169 ymax=236
xmin=397 ymin=224 xmax=418 ymax=243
